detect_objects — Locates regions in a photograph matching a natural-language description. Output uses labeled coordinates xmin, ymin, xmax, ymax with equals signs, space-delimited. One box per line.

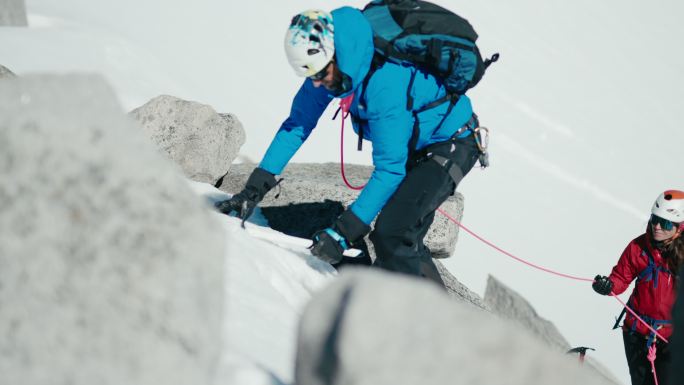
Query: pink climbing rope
xmin=647 ymin=345 xmax=659 ymax=385
xmin=438 ymin=205 xmax=670 ymax=345
xmin=436 ymin=208 xmax=593 ymax=282
xmin=339 ymin=94 xmax=365 ymax=191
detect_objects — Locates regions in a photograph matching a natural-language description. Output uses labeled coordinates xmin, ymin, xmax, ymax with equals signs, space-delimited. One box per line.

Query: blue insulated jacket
xmin=260 ymin=6 xmax=474 ymax=225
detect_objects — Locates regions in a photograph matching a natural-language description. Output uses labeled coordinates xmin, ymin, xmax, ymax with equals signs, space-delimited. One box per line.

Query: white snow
xmin=190 ymin=182 xmax=336 ymax=384
xmin=3 ymin=1 xmax=684 ymax=384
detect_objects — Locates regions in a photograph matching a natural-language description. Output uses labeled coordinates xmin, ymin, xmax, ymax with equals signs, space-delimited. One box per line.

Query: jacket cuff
xmin=334 ymin=209 xmax=371 ymax=245
xmin=245 ymin=167 xmax=277 ymax=201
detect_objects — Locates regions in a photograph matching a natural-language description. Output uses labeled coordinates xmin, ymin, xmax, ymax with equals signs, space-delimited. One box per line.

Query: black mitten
xmin=215 ymin=167 xmax=278 ymax=225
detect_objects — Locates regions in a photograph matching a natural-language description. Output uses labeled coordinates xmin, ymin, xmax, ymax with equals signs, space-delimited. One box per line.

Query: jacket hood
xmin=331 ymin=7 xmax=375 ymax=97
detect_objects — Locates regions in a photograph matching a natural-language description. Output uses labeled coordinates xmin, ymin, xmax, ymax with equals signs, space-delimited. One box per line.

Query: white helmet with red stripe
xmin=651 ymin=190 xmax=684 ymax=225
xmin=284 ymin=10 xmax=335 ymax=77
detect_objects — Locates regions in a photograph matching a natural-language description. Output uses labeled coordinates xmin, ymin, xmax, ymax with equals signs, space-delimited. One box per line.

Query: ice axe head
xmin=566 ymin=347 xmax=595 ymax=364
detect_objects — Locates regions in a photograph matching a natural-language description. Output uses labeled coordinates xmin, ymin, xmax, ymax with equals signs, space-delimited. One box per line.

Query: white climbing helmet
xmin=284 ymin=9 xmax=335 ymax=77
xmin=651 ymin=190 xmax=684 ymax=224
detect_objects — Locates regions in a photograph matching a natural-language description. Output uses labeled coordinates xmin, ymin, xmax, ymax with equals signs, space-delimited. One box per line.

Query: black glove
xmin=310 ymin=228 xmax=348 ymax=264
xmin=215 ymin=167 xmax=278 ymax=226
xmin=310 ymin=210 xmax=371 ymax=264
xmin=592 ymin=275 xmax=613 ymax=295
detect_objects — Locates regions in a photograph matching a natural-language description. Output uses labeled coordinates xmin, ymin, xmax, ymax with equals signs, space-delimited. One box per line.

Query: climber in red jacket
xmin=593 ymin=190 xmax=684 ymax=385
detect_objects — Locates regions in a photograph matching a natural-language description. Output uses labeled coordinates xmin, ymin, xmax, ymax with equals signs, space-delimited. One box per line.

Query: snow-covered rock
xmin=220 ymin=163 xmax=464 ymax=259
xmin=130 ymin=95 xmax=245 ymax=185
xmin=295 ymin=268 xmax=614 ymax=385
xmin=0 ymin=0 xmax=27 ymax=26
xmin=0 ymin=75 xmax=224 ymax=385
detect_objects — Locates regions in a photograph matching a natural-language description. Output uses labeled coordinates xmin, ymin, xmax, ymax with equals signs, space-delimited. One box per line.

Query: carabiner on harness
xmin=472 ymin=125 xmax=490 ymax=168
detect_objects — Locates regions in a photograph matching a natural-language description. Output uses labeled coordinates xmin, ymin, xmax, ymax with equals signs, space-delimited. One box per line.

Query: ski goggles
xmin=650 ymin=214 xmax=678 ymax=231
xmin=309 ymin=61 xmax=332 ymax=81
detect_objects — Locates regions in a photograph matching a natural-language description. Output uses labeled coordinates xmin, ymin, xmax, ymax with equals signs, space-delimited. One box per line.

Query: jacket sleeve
xmin=349 ymin=70 xmax=413 ymax=225
xmin=259 ymin=79 xmax=333 ymax=175
xmin=608 ymin=240 xmax=640 ymax=295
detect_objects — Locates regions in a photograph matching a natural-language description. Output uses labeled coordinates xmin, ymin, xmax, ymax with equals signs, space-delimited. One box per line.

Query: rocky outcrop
xmin=0 ymin=75 xmax=224 ymax=385
xmin=484 ymin=276 xmax=621 ymax=384
xmin=295 ymin=269 xmax=614 ymax=385
xmin=0 ymin=64 xmax=16 ymax=78
xmin=0 ymin=0 xmax=27 ymax=26
xmin=485 ymin=275 xmax=570 ymax=350
xmin=434 ymin=260 xmax=489 ymax=309
xmin=130 ymin=95 xmax=245 ymax=185
xmin=219 ymin=163 xmax=464 ymax=259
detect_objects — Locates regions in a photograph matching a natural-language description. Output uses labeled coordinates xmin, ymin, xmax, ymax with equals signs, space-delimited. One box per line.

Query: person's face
xmin=310 ymin=61 xmax=343 ymax=92
xmin=650 ymin=214 xmax=680 ymax=241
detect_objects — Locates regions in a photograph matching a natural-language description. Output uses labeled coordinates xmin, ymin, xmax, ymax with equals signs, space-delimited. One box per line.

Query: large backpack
xmin=361 ymin=0 xmax=498 ymax=96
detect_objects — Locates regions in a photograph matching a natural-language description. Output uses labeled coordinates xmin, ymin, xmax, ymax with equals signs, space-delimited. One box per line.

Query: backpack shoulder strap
xmin=354 ymin=55 xmax=386 ymax=151
xmin=637 ymin=247 xmax=673 ymax=288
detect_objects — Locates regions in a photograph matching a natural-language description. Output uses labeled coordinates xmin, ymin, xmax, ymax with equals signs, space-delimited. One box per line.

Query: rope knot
xmin=647 ymin=344 xmax=657 ymax=363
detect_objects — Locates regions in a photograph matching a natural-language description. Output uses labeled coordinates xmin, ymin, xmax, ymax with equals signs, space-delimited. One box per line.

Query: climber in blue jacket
xmin=216 ymin=7 xmax=481 ymax=286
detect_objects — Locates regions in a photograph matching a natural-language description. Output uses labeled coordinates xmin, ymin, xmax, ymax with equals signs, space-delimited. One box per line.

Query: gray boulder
xmin=0 ymin=64 xmax=16 ymax=78
xmin=0 ymin=75 xmax=224 ymax=385
xmin=220 ymin=163 xmax=463 ymax=259
xmin=295 ymin=269 xmax=613 ymax=385
xmin=0 ymin=0 xmax=27 ymax=26
xmin=130 ymin=95 xmax=245 ymax=185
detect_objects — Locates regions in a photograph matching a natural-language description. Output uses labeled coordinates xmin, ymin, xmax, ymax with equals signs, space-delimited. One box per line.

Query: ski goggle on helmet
xmin=650 ymin=189 xmax=684 ymax=231
xmin=284 ymin=10 xmax=335 ymax=78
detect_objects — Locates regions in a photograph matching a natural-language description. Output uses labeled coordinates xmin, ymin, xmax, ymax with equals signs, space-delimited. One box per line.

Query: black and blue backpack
xmin=361 ymin=0 xmax=498 ymax=96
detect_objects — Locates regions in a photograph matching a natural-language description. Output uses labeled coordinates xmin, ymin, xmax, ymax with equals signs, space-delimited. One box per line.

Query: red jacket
xmin=609 ymin=233 xmax=677 ymax=340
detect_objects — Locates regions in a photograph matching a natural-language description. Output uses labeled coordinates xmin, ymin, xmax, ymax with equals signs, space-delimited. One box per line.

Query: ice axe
xmin=566 ymin=346 xmax=595 ymax=364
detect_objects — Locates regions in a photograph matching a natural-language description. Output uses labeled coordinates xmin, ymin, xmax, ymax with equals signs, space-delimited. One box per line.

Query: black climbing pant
xmin=370 ymin=134 xmax=480 ymax=287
